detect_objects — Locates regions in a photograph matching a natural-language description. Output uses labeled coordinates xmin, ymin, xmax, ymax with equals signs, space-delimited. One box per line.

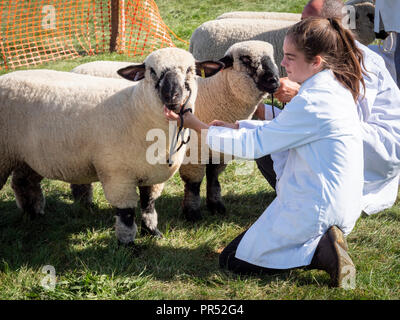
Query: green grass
xmin=0 ymin=0 xmax=399 ymax=300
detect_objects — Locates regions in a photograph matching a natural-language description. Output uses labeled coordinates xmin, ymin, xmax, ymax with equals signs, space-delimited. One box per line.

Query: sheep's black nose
xmin=257 ymin=73 xmax=280 ymax=93
xmin=270 ymin=75 xmax=279 ymax=85
xmin=160 ymin=71 xmax=183 ymax=105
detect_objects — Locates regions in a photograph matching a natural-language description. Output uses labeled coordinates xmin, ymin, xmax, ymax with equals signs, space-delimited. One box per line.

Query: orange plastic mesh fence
xmin=0 ymin=0 xmax=183 ymax=71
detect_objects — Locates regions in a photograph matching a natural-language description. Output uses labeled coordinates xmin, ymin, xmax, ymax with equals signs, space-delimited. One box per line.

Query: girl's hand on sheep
xmin=164 ymin=106 xmax=209 ymax=133
xmin=274 ymin=77 xmax=300 ymax=103
xmin=209 ymin=120 xmax=239 ymax=129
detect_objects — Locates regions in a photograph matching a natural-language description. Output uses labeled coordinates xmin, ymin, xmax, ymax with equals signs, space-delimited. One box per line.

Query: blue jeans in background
xmin=396 ymin=33 xmax=400 ymax=87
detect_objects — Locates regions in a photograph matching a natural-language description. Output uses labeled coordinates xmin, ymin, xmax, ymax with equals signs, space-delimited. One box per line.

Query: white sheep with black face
xmin=180 ymin=40 xmax=280 ymax=221
xmin=190 ymin=18 xmax=294 ymax=77
xmin=0 ymin=47 xmax=214 ymax=245
xmin=69 ymin=40 xmax=280 ymax=222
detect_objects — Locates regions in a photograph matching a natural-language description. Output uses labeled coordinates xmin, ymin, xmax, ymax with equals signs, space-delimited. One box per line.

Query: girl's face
xmin=281 ymin=36 xmax=322 ymax=84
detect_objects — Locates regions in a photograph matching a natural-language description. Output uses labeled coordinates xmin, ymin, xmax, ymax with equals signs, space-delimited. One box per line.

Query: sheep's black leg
xmin=70 ymin=183 xmax=93 ymax=208
xmin=115 ymin=207 xmax=137 ymax=246
xmin=179 ymin=164 xmax=205 ymax=221
xmin=139 ymin=184 xmax=163 ymax=238
xmin=11 ymin=164 xmax=44 ymax=220
xmin=206 ymin=163 xmax=227 ymax=215
xmin=100 ymin=177 xmax=139 ymax=245
xmin=182 ymin=180 xmax=203 ymax=221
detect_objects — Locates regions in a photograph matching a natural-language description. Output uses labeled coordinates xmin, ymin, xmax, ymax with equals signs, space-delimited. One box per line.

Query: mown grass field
xmin=0 ymin=0 xmax=399 ymax=300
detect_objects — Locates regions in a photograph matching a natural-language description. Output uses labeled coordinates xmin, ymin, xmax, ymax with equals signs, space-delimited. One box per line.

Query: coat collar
xmin=298 ymin=69 xmax=335 ymax=94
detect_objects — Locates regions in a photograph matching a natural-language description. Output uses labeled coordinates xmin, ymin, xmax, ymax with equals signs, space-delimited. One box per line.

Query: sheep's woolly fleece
xmin=190 ymin=18 xmax=294 ymax=77
xmin=217 ymin=11 xmax=301 ymax=21
xmin=0 ymin=47 xmax=197 ymax=191
xmin=72 ymin=60 xmax=139 ymax=78
xmin=0 ymin=47 xmax=198 ymax=243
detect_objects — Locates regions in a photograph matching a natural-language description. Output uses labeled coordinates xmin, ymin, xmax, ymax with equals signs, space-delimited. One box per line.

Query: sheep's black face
xmin=257 ymin=56 xmax=280 ymax=93
xmin=152 ymin=68 xmax=186 ymax=111
xmin=117 ymin=48 xmax=197 ymax=112
xmin=158 ymin=70 xmax=184 ymax=111
xmin=238 ymin=54 xmax=280 ymax=94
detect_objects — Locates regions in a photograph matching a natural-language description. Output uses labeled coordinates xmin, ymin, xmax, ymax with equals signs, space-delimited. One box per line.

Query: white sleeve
xmin=206 ymin=95 xmax=321 ymax=160
xmin=358 ymin=65 xmax=380 ymax=121
xmin=237 ymin=119 xmax=267 ymax=129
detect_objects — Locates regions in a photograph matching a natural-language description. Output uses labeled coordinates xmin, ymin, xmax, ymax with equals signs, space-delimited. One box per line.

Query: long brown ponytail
xmin=286 ymin=17 xmax=366 ymax=102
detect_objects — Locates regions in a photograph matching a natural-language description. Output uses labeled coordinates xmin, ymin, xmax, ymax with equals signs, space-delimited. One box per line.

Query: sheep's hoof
xmin=141 ymin=221 xmax=163 ymax=238
xmin=183 ymin=206 xmax=202 ymax=222
xmin=207 ymin=200 xmax=226 ymax=215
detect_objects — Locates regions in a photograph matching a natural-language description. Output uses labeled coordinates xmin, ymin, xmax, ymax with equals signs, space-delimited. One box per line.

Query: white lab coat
xmin=374 ymin=0 xmax=400 ymax=33
xmin=368 ymin=36 xmax=397 ymax=85
xmin=357 ymin=42 xmax=400 ymax=214
xmin=206 ymin=70 xmax=363 ymax=269
xmin=263 ymin=43 xmax=400 ymax=216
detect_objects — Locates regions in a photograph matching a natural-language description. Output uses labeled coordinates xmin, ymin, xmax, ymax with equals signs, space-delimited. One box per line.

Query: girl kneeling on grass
xmin=164 ymin=17 xmax=365 ymax=288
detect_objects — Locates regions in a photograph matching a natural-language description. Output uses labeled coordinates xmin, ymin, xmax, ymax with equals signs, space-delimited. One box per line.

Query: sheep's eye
xmin=240 ymin=56 xmax=252 ymax=65
xmin=150 ymin=68 xmax=157 ymax=76
xmin=186 ymin=67 xmax=193 ymax=74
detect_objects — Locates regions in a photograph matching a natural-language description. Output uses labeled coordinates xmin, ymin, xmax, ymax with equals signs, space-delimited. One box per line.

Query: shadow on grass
xmin=0 ymin=186 xmax=315 ymax=287
xmin=156 ymin=187 xmax=277 ymax=227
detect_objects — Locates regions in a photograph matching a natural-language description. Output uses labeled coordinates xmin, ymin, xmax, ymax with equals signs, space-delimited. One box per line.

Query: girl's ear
xmin=312 ymin=55 xmax=324 ymax=70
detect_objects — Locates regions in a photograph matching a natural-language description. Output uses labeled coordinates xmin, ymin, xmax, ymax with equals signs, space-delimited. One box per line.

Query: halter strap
xmin=167 ymin=88 xmax=193 ymax=167
xmin=270 ymin=93 xmax=285 ymax=119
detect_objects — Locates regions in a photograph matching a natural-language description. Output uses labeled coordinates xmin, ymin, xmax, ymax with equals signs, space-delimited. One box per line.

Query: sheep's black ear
xmin=195 ymin=60 xmax=225 ymax=78
xmin=117 ymin=63 xmax=146 ymax=81
xmin=219 ymin=55 xmax=233 ymax=69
